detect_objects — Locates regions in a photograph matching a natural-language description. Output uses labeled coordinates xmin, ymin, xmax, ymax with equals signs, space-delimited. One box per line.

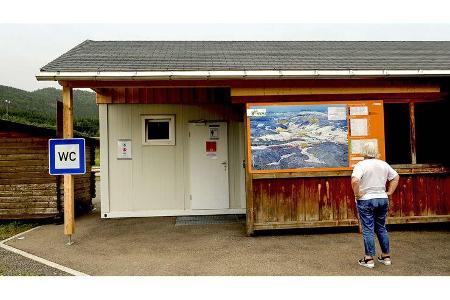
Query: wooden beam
xmin=92 ymin=88 xmax=111 ymax=96
xmin=95 ymin=87 xmax=231 ymax=104
xmin=231 ymin=85 xmax=440 ymax=97
xmin=409 ymin=101 xmax=417 ymax=164
xmin=59 ymin=78 xmax=443 ymax=89
xmin=62 ymin=86 xmax=75 ymax=239
xmin=251 ymin=215 xmax=450 ymax=230
xmin=63 ymin=87 xmax=73 ymax=138
xmin=251 ymin=165 xmax=449 ymax=179
xmin=244 ymin=111 xmax=255 ymax=236
xmin=96 ymin=90 xmax=113 ymax=104
xmin=232 ymin=92 xmax=445 ymax=103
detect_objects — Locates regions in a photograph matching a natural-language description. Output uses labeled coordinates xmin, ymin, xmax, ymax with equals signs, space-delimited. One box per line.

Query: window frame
xmin=382 ymin=98 xmax=449 ymax=168
xmin=141 ymin=115 xmax=176 ymax=146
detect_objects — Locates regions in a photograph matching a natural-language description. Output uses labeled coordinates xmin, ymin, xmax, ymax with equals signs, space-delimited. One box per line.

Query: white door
xmin=188 ymin=122 xmax=229 ymax=210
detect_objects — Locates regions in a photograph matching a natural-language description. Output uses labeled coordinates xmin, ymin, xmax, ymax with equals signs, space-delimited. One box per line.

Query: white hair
xmin=362 ymin=142 xmax=379 ymax=158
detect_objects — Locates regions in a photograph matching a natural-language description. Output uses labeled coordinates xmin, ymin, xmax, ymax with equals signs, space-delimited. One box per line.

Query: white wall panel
xmin=108 ymin=104 xmax=133 ymax=212
xmin=105 ymin=103 xmax=245 ymax=214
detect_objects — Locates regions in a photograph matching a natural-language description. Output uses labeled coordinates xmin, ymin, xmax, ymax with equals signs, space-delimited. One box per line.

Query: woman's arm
xmin=386 ymin=175 xmax=400 ymax=197
xmin=351 ymin=176 xmax=362 ymax=200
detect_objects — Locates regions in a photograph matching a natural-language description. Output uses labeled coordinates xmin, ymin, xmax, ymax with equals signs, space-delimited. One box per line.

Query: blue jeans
xmin=357 ymin=198 xmax=390 ymax=257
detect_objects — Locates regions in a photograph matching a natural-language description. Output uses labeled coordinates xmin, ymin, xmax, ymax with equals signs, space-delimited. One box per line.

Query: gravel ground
xmin=0 ymin=247 xmax=69 ymax=276
xmin=6 ymin=211 xmax=449 ymax=275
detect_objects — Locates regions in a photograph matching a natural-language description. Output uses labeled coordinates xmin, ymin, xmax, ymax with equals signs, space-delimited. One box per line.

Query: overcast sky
xmin=1 ymin=23 xmax=450 ymax=91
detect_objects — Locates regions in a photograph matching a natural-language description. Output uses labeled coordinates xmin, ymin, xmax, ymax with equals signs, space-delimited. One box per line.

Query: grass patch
xmin=0 ymin=221 xmax=38 ymax=241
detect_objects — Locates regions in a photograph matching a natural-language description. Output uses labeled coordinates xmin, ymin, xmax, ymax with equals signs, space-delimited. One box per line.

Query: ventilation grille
xmin=175 ymin=214 xmax=245 ymax=226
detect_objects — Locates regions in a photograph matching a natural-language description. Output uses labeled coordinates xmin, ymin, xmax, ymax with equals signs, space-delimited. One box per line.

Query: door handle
xmin=221 ymin=161 xmax=227 ymax=172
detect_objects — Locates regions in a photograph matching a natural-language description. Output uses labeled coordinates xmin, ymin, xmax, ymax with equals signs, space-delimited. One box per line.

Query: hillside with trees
xmin=0 ymin=85 xmax=98 ymax=137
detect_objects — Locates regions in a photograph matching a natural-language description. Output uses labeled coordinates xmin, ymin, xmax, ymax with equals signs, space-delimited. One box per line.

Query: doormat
xmin=175 ymin=214 xmax=245 ymax=226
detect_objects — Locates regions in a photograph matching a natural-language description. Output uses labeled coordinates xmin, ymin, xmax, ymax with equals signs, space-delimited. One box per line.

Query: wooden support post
xmin=62 ymin=86 xmax=75 ymax=243
xmin=244 ymin=109 xmax=255 ymax=236
xmin=409 ymin=101 xmax=417 ymax=164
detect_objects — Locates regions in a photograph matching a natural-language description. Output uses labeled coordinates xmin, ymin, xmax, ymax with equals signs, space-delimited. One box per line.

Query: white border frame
xmin=141 ymin=114 xmax=175 ymax=146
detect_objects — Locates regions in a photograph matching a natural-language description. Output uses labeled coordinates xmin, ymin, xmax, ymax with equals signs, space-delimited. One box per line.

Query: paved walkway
xmin=4 ymin=207 xmax=450 ymax=275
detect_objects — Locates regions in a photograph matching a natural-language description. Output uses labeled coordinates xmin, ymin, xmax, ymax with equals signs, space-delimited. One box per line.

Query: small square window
xmin=142 ymin=115 xmax=175 ymax=145
xmin=147 ymin=121 xmax=170 ymax=140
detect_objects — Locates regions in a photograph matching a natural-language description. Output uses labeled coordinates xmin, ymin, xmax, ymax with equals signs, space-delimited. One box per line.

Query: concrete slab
xmin=5 ymin=208 xmax=450 ymax=275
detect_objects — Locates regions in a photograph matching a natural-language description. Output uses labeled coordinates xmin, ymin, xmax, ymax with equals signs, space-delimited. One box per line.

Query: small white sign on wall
xmin=327 ymin=106 xmax=347 ymax=120
xmin=209 ymin=126 xmax=219 ymax=140
xmin=117 ymin=139 xmax=132 ymax=160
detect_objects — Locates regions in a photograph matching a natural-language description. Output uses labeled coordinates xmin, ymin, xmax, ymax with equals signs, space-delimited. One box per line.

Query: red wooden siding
xmin=251 ymin=173 xmax=450 ymax=230
xmin=97 ymin=87 xmax=230 ymax=104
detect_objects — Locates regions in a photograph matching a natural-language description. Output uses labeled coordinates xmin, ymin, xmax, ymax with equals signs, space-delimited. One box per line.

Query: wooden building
xmin=0 ymin=119 xmax=97 ymax=219
xmin=36 ymin=41 xmax=450 ymax=234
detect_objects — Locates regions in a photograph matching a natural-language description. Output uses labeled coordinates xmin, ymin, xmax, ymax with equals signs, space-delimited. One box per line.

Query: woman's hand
xmin=386 ymin=191 xmax=393 ymax=200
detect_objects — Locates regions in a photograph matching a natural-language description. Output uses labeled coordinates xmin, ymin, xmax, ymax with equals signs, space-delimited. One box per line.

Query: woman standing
xmin=351 ymin=142 xmax=400 ymax=269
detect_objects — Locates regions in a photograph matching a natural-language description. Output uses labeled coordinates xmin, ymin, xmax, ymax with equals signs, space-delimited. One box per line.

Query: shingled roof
xmin=40 ymin=40 xmax=450 ymax=72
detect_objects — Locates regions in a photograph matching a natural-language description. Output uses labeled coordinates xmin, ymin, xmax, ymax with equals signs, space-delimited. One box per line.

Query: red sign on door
xmin=206 ymin=141 xmax=217 ymax=153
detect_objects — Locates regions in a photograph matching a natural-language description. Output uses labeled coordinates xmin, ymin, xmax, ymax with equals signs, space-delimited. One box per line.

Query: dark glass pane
xmin=415 ymin=100 xmax=449 ymax=165
xmin=147 ymin=121 xmax=170 ymax=140
xmin=384 ymin=103 xmax=411 ymax=164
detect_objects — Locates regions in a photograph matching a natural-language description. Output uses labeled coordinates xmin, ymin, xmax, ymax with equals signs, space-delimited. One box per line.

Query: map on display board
xmin=247 ymin=103 xmax=349 ymax=171
xmin=247 ymin=100 xmax=386 ymax=172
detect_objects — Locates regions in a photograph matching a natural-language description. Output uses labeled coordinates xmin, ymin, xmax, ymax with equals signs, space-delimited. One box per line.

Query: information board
xmin=246 ymin=100 xmax=385 ymax=173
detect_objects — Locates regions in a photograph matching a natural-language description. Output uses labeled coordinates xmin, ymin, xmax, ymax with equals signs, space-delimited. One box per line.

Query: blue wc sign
xmin=48 ymin=138 xmax=86 ymax=175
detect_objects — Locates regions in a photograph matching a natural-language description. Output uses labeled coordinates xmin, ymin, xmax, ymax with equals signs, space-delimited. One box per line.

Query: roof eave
xmin=35 ymin=70 xmax=450 ymax=81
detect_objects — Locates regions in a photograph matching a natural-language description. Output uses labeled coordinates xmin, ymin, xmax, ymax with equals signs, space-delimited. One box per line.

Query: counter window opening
xmin=383 ymin=99 xmax=449 ymax=167
xmin=384 ymin=103 xmax=411 ymax=164
xmin=142 ymin=115 xmax=175 ymax=146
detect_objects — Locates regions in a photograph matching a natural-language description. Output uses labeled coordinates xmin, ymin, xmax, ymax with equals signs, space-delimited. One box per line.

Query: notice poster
xmin=327 ymin=106 xmax=347 ymax=120
xmin=350 ymin=118 xmax=368 ymax=136
xmin=350 ymin=106 xmax=369 ymax=116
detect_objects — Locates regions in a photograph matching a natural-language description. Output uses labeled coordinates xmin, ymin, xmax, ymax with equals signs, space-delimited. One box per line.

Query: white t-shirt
xmin=351 ymin=159 xmax=398 ymax=200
